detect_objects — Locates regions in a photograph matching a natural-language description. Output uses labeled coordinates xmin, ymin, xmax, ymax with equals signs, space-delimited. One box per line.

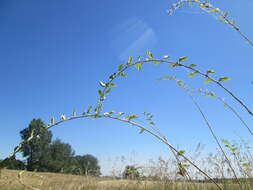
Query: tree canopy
xmin=17 ymin=118 xmax=101 ymax=176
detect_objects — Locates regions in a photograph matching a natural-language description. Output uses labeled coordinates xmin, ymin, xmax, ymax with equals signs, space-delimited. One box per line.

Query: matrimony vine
xmin=2 ymin=1 xmax=253 ymax=190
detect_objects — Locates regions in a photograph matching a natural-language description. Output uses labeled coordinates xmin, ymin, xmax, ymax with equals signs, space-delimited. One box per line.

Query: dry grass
xmin=0 ymin=169 xmax=246 ymax=190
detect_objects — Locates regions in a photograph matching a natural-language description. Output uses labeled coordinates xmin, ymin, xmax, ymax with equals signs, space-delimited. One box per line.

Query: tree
xmin=123 ymin=165 xmax=140 ymax=179
xmin=72 ymin=154 xmax=101 ymax=176
xmin=20 ymin=119 xmax=52 ymax=171
xmin=0 ymin=157 xmax=25 ymax=170
xmin=47 ymin=139 xmax=75 ymax=173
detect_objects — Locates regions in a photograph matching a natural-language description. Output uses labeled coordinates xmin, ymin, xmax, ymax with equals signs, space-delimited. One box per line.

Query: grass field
xmin=1 ymin=169 xmax=253 ymax=190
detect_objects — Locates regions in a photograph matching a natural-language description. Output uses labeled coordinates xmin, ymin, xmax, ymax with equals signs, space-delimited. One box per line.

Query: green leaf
xmin=218 ymin=16 xmax=226 ymax=23
xmin=128 ymin=56 xmax=133 ymax=65
xmin=188 ymin=72 xmax=199 ymax=78
xmin=204 ymin=78 xmax=212 ymax=84
xmin=104 ymin=111 xmax=114 ymax=116
xmin=177 ymin=150 xmax=185 ymax=156
xmin=105 ymin=88 xmax=111 ymax=94
xmin=134 ymin=62 xmax=144 ymax=71
xmin=139 ymin=128 xmax=145 ymax=134
xmin=98 ymin=90 xmax=103 ymax=97
xmin=127 ymin=115 xmax=139 ymax=121
xmin=242 ymin=163 xmax=251 ymax=168
xmin=60 ymin=114 xmax=66 ymax=121
xmin=146 ymin=51 xmax=154 ymax=59
xmin=207 ymin=70 xmax=215 ymax=74
xmin=149 ymin=121 xmax=156 ymax=126
xmin=209 ymin=92 xmax=217 ymax=98
xmin=218 ymin=77 xmax=231 ymax=82
xmin=154 ymin=61 xmax=161 ymax=65
xmin=231 ymin=147 xmax=239 ymax=152
xmin=50 ymin=117 xmax=55 ymax=125
xmin=99 ymin=81 xmax=106 ymax=87
xmin=118 ymin=72 xmax=127 ymax=77
xmin=94 ymin=103 xmax=102 ymax=114
xmin=86 ymin=106 xmax=92 ymax=114
xmin=208 ymin=8 xmax=221 ymax=14
xmin=179 ymin=56 xmax=188 ymax=62
xmin=221 ymin=139 xmax=230 ymax=145
xmin=189 ymin=64 xmax=197 ymax=68
xmin=109 ymin=83 xmax=117 ymax=87
xmin=169 ymin=62 xmax=179 ymax=68
xmin=118 ymin=112 xmax=125 ymax=116
xmin=118 ymin=64 xmax=125 ymax=71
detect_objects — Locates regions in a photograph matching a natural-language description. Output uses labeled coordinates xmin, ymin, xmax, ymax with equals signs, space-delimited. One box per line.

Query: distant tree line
xmin=1 ymin=119 xmax=100 ymax=176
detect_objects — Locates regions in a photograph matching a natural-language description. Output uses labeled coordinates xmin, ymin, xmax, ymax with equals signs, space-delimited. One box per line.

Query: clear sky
xmin=1 ymin=0 xmax=253 ymax=175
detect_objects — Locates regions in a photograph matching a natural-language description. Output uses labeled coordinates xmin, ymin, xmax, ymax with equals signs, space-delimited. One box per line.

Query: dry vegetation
xmin=0 ymin=169 xmax=252 ymax=190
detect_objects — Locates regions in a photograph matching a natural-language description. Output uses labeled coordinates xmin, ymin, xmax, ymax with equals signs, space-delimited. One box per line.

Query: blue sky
xmin=1 ymin=0 xmax=253 ymax=175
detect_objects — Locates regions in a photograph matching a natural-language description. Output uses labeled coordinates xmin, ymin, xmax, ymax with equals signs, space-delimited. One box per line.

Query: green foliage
xmin=20 ymin=119 xmax=52 ymax=171
xmin=179 ymin=56 xmax=188 ymax=62
xmin=146 ymin=51 xmax=154 ymax=59
xmin=204 ymin=78 xmax=212 ymax=84
xmin=0 ymin=157 xmax=25 ymax=170
xmin=72 ymin=154 xmax=101 ymax=176
xmin=122 ymin=165 xmax=140 ymax=179
xmin=47 ymin=139 xmax=75 ymax=173
xmin=126 ymin=115 xmax=139 ymax=121
xmin=134 ymin=62 xmax=144 ymax=71
xmin=188 ymin=71 xmax=199 ymax=78
xmin=218 ymin=77 xmax=231 ymax=82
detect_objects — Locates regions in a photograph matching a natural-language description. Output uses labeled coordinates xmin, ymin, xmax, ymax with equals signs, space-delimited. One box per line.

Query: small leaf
xmin=221 ymin=139 xmax=230 ymax=145
xmin=135 ymin=62 xmax=144 ymax=71
xmin=218 ymin=16 xmax=226 ymax=23
xmin=208 ymin=8 xmax=221 ymax=14
xmin=118 ymin=64 xmax=125 ymax=71
xmin=189 ymin=64 xmax=197 ymax=68
xmin=99 ymin=81 xmax=106 ymax=87
xmin=163 ymin=55 xmax=170 ymax=59
xmin=104 ymin=111 xmax=114 ymax=116
xmin=209 ymin=92 xmax=217 ymax=98
xmin=207 ymin=70 xmax=215 ymax=74
xmin=86 ymin=106 xmax=92 ymax=114
xmin=177 ymin=150 xmax=185 ymax=156
xmin=128 ymin=56 xmax=133 ymax=65
xmin=109 ymin=83 xmax=117 ymax=87
xmin=179 ymin=56 xmax=188 ymax=62
xmin=204 ymin=78 xmax=212 ymax=84
xmin=169 ymin=62 xmax=179 ymax=68
xmin=242 ymin=163 xmax=251 ymax=168
xmin=50 ymin=117 xmax=55 ymax=125
xmin=218 ymin=77 xmax=231 ymax=82
xmin=98 ymin=90 xmax=103 ymax=97
xmin=188 ymin=72 xmax=199 ymax=78
xmin=139 ymin=128 xmax=145 ymax=134
xmin=118 ymin=72 xmax=127 ymax=77
xmin=94 ymin=103 xmax=102 ymax=114
xmin=149 ymin=121 xmax=156 ymax=126
xmin=60 ymin=114 xmax=66 ymax=121
xmin=154 ymin=61 xmax=161 ymax=65
xmin=105 ymin=88 xmax=111 ymax=94
xmin=118 ymin=112 xmax=125 ymax=116
xmin=127 ymin=115 xmax=139 ymax=121
xmin=146 ymin=51 xmax=154 ymax=59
